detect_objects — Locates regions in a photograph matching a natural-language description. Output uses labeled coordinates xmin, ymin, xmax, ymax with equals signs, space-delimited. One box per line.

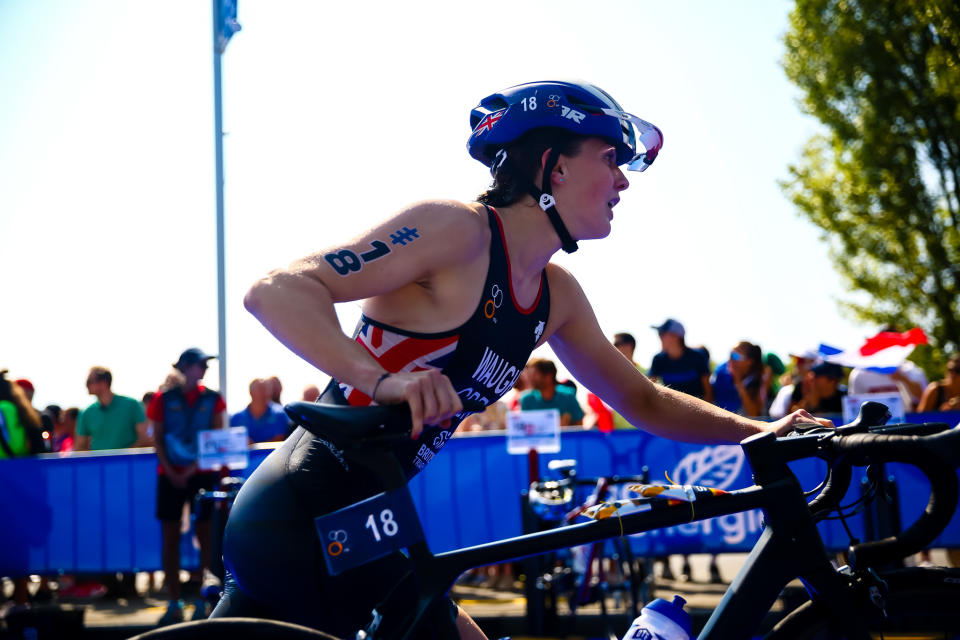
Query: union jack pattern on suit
xmin=338 ymin=321 xmax=460 ymax=405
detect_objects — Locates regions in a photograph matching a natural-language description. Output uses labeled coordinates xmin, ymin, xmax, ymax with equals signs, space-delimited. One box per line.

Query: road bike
xmin=526 ymin=459 xmax=651 ymax=634
xmin=133 ymin=400 xmax=960 ymax=639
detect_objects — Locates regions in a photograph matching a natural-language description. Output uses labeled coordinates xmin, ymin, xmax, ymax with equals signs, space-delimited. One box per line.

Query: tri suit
xmin=213 ymin=205 xmax=550 ymax=635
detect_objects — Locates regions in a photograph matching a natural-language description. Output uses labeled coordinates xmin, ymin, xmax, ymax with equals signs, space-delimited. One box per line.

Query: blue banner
xmin=1 ymin=412 xmax=957 ymax=575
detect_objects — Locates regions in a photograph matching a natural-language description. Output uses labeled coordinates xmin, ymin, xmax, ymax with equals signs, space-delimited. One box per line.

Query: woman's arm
xmin=545 ymin=266 xmax=828 ymax=442
xmin=244 ymin=200 xmax=486 ymax=436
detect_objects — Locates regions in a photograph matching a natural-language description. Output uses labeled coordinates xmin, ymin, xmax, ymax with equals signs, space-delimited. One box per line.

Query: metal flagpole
xmin=212 ymin=0 xmax=240 ymax=404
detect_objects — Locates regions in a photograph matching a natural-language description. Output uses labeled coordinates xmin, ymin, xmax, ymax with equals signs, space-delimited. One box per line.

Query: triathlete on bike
xmin=211 ymin=80 xmax=831 ymax=639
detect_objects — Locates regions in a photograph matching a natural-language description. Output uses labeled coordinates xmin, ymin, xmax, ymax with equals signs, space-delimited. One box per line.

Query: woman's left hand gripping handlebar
xmin=766 ymin=409 xmax=834 ymax=437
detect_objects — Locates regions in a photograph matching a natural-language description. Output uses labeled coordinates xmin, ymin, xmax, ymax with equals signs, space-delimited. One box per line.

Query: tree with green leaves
xmin=781 ymin=0 xmax=960 ymax=366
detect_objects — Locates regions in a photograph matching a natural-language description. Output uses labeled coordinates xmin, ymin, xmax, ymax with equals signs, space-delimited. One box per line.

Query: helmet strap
xmin=529 ymin=148 xmax=578 ymax=254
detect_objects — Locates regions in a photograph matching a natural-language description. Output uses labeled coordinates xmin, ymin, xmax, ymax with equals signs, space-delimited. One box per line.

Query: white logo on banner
xmin=671 ymin=445 xmax=744 ymax=490
xmin=630 ymin=445 xmax=760 ymax=545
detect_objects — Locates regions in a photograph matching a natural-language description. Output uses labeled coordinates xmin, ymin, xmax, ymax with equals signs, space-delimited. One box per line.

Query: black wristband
xmin=371 ymin=372 xmax=392 ymax=403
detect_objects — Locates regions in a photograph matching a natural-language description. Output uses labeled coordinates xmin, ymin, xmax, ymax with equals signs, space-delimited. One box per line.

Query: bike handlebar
xmin=771 ymin=404 xmax=960 ymax=569
xmin=830 ymin=429 xmax=960 ymax=568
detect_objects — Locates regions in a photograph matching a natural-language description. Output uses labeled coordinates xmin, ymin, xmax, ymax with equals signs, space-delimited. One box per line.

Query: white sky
xmin=0 ymin=1 xmax=873 ymax=412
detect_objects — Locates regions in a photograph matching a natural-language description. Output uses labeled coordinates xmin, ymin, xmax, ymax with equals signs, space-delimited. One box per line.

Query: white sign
xmin=198 ymin=427 xmax=249 ymax=470
xmin=842 ymin=393 xmax=905 ymax=425
xmin=506 ymin=409 xmax=560 ymax=454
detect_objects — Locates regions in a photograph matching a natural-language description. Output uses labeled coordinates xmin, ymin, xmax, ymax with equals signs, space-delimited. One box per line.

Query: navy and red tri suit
xmin=214 ymin=205 xmax=551 ymax=635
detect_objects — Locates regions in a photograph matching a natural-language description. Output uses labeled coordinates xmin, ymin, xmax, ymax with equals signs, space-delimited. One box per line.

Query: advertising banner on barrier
xmin=198 ymin=427 xmax=249 ymax=470
xmin=507 ymin=409 xmax=561 ymax=454
xmin=843 ymin=393 xmax=905 ymax=424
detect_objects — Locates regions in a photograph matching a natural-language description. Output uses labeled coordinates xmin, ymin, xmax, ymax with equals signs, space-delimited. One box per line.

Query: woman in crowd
xmin=711 ymin=341 xmax=765 ymax=417
xmin=917 ymin=354 xmax=960 ymax=412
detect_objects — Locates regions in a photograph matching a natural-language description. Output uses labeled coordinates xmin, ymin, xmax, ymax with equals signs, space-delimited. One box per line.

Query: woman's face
xmin=555 ymin=138 xmax=630 ymax=241
xmin=729 ymin=348 xmax=752 ymax=377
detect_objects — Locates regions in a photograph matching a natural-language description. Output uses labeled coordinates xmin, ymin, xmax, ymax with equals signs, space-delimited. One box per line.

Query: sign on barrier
xmin=507 ymin=409 xmax=560 ymax=454
xmin=198 ymin=427 xmax=249 ymax=470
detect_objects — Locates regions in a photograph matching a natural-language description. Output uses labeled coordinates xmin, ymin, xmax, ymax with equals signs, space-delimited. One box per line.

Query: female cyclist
xmin=211 ymin=80 xmax=830 ymax=639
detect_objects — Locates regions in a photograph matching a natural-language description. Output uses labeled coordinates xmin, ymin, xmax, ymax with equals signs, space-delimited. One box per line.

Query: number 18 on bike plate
xmin=314 ymin=487 xmax=425 ymax=575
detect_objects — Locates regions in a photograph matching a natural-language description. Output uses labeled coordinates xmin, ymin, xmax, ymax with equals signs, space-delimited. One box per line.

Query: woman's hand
xmin=371 ymin=369 xmax=463 ymax=439
xmin=764 ymin=409 xmax=834 ymax=437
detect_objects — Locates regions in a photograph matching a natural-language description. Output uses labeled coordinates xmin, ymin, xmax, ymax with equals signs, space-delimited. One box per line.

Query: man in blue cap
xmin=147 ymin=348 xmax=226 ymax=624
xmin=789 ymin=361 xmax=847 ymax=415
xmin=647 ymin=319 xmax=713 ymax=402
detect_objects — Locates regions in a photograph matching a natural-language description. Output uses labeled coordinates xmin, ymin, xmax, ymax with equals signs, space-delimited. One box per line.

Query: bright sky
xmin=0 ymin=1 xmax=873 ymax=413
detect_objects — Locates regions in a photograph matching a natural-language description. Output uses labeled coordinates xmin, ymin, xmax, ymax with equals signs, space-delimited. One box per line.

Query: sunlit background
xmin=0 ymin=1 xmax=870 ymax=411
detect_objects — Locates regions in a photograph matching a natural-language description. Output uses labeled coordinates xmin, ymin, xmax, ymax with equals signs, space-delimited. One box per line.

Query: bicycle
xmin=133 ymin=400 xmax=960 ymax=639
xmin=527 ymin=459 xmax=651 ymax=633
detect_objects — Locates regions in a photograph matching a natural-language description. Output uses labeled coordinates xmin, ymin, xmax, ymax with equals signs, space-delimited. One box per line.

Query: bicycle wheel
xmin=765 ymin=567 xmax=960 ymax=639
xmin=128 ymin=618 xmax=340 ymax=640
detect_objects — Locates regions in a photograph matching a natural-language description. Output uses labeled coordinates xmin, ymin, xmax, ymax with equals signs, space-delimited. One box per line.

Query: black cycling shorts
xmin=214 ymin=428 xmax=458 ymax=637
xmin=156 ymin=470 xmax=218 ymax=522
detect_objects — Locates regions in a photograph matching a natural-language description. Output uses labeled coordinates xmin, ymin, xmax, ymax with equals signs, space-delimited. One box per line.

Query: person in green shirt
xmin=519 ymin=358 xmax=585 ymax=425
xmin=0 ymin=370 xmax=42 ymax=459
xmin=76 ymin=366 xmax=149 ymax=451
xmin=0 ymin=370 xmax=44 ymax=606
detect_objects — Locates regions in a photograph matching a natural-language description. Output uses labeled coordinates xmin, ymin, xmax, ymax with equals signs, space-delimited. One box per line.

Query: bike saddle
xmin=285 ymin=402 xmax=415 ymax=450
xmin=285 ymin=400 xmax=486 ymax=450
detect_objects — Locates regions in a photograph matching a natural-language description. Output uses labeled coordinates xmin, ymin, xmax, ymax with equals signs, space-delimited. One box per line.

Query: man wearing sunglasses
xmin=147 ymin=347 xmax=226 ymax=625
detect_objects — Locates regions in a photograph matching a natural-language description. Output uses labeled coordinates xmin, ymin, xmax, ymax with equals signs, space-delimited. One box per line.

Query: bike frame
xmin=355 ymin=430 xmax=871 ymax=640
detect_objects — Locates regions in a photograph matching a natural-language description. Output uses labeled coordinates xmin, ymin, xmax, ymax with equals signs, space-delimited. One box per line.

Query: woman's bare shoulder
xmin=396 ymin=199 xmax=490 ymax=256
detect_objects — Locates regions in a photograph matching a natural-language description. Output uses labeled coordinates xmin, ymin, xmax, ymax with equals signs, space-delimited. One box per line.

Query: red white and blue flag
xmin=338 ymin=322 xmax=460 ymax=405
xmin=821 ymin=328 xmax=928 ymax=374
xmin=472 ymin=109 xmax=506 ymax=137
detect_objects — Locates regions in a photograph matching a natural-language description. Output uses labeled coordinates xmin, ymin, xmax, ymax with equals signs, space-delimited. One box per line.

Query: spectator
xmin=788 ymin=362 xmax=847 ymax=415
xmin=917 ymin=355 xmax=960 ymax=412
xmin=75 ymin=367 xmax=150 ymax=451
xmin=267 ymin=376 xmax=283 ymax=404
xmin=586 ymin=333 xmax=644 ymax=431
xmin=849 ymin=362 xmax=928 ymax=412
xmin=520 ymin=358 xmax=585 ymax=426
xmin=711 ymin=341 xmax=765 ymax=416
xmin=301 ymin=384 xmax=320 ymax=403
xmin=769 ymin=349 xmax=822 ymax=419
xmin=457 ymin=400 xmax=508 ymax=432
xmin=147 ymin=348 xmax=226 ymax=624
xmin=230 ymin=378 xmax=291 ymax=444
xmin=52 ymin=407 xmax=78 ymax=453
xmin=14 ymin=378 xmax=50 ymax=452
xmin=500 ymin=366 xmax=532 ymax=411
xmin=762 ymin=352 xmax=786 ymax=411
xmin=142 ymin=391 xmax=157 ymax=444
xmin=42 ymin=404 xmax=61 ymax=446
xmin=0 ymin=370 xmax=44 ymax=606
xmin=647 ymin=320 xmax=713 ymax=402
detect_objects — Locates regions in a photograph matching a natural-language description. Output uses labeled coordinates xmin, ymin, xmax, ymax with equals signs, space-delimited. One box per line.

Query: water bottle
xmin=621 ymin=595 xmax=693 ymax=640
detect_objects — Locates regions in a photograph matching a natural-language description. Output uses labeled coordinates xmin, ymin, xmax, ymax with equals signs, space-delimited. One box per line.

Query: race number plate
xmin=314 ymin=487 xmax=425 ymax=576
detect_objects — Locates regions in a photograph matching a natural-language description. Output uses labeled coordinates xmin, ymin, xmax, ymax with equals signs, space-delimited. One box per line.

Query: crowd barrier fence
xmin=1 ymin=411 xmax=958 ymax=575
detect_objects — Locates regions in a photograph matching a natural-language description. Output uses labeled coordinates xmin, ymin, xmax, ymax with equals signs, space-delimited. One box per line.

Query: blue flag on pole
xmin=216 ymin=0 xmax=241 ymax=54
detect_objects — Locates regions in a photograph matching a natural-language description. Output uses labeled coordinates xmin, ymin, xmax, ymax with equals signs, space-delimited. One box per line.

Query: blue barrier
xmin=2 ymin=412 xmax=958 ymax=575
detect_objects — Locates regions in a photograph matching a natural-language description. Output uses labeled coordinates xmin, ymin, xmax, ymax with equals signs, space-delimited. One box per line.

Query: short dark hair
xmin=87 ymin=366 xmax=112 ymax=388
xmin=477 ymin=128 xmax=588 ymax=207
xmin=527 ymin=358 xmax=558 ymax=381
xmin=613 ymin=333 xmax=636 ymax=349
